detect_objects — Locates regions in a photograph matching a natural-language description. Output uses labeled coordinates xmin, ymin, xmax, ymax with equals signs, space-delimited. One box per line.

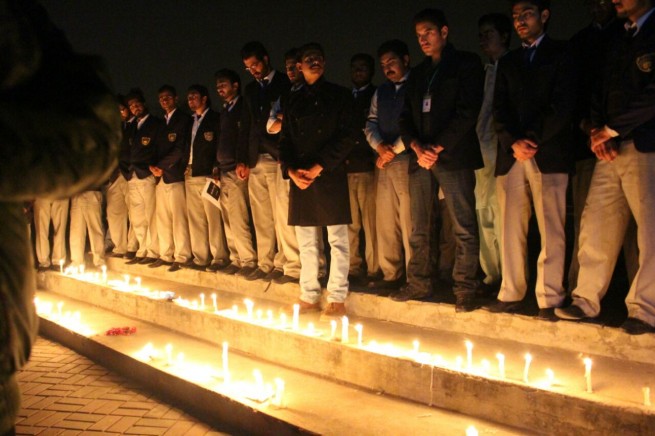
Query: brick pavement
xmin=14 ymin=337 xmax=228 ymax=436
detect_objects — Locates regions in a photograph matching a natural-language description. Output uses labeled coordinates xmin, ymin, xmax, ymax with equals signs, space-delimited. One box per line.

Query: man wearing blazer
xmin=125 ymin=89 xmax=163 ymax=265
xmin=490 ymin=0 xmax=576 ymax=319
xmin=557 ymin=0 xmax=655 ymax=334
xmin=396 ymin=8 xmax=484 ymax=312
xmin=149 ymin=85 xmax=192 ymax=272
xmin=185 ymin=84 xmax=230 ymax=271
xmin=239 ymin=41 xmax=292 ymax=281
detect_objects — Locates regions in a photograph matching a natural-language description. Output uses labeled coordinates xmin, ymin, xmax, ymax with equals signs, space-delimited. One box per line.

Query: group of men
xmin=32 ymin=0 xmax=655 ymax=333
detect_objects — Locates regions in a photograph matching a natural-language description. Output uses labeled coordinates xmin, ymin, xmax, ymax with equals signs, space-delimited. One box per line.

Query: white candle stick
xmin=307 ymin=322 xmax=315 ymax=336
xmin=177 ymin=352 xmax=185 ymax=365
xmin=455 ymin=356 xmax=463 ymax=370
xmin=330 ymin=320 xmax=337 ymax=339
xmin=165 ymin=344 xmax=173 ymax=366
xmin=101 ymin=265 xmax=107 ymax=283
xmin=59 ymin=259 xmax=64 ymax=273
xmin=267 ymin=309 xmax=273 ymax=324
xmin=466 ymin=425 xmax=479 ymax=436
xmin=79 ymin=265 xmax=85 ymax=275
xmin=199 ymin=293 xmax=205 ymax=310
xmin=135 ymin=277 xmax=141 ymax=289
xmin=496 ymin=353 xmax=506 ymax=380
xmin=222 ymin=342 xmax=230 ymax=383
xmin=354 ymin=324 xmax=363 ymax=347
xmin=123 ymin=274 xmax=130 ymax=287
xmin=545 ymin=368 xmax=555 ymax=388
xmin=244 ymin=299 xmax=254 ymax=319
xmin=253 ymin=369 xmax=264 ymax=397
xmin=643 ymin=387 xmax=651 ymax=407
xmin=465 ymin=340 xmax=473 ymax=370
xmin=412 ymin=340 xmax=420 ymax=355
xmin=481 ymin=359 xmax=490 ymax=376
xmin=256 ymin=309 xmax=263 ymax=321
xmin=273 ymin=378 xmax=285 ymax=407
xmin=292 ymin=304 xmax=300 ymax=330
xmin=57 ymin=301 xmax=64 ymax=319
xmin=523 ymin=353 xmax=532 ymax=384
xmin=232 ymin=304 xmax=239 ymax=316
xmin=211 ymin=293 xmax=218 ymax=312
xmin=584 ymin=357 xmax=593 ymax=393
xmin=341 ymin=316 xmax=349 ymax=343
xmin=280 ymin=313 xmax=287 ymax=327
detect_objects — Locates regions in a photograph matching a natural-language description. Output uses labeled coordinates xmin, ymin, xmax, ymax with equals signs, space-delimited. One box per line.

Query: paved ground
xmin=14 ymin=337 xmax=228 ymax=436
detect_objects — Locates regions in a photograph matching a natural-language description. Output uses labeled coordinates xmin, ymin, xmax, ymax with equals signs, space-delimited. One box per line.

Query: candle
xmin=341 ymin=316 xmax=349 ymax=343
xmin=256 ymin=309 xmax=263 ymax=321
xmin=466 ymin=425 xmax=479 ymax=436
xmin=307 ymin=322 xmax=315 ymax=336
xmin=545 ymin=368 xmax=555 ymax=388
xmin=143 ymin=342 xmax=154 ymax=360
xmin=584 ymin=357 xmax=593 ymax=393
xmin=496 ymin=353 xmax=506 ymax=380
xmin=253 ymin=369 xmax=264 ymax=398
xmin=101 ymin=265 xmax=107 ymax=282
xmin=177 ymin=352 xmax=184 ymax=365
xmin=481 ymin=359 xmax=490 ymax=376
xmin=412 ymin=340 xmax=420 ymax=355
xmin=273 ymin=378 xmax=285 ymax=407
xmin=79 ymin=265 xmax=85 ymax=275
xmin=244 ymin=298 xmax=254 ymax=319
xmin=135 ymin=277 xmax=141 ymax=289
xmin=455 ymin=356 xmax=463 ymax=370
xmin=643 ymin=387 xmax=651 ymax=407
xmin=57 ymin=301 xmax=64 ymax=319
xmin=280 ymin=313 xmax=287 ymax=327
xmin=330 ymin=320 xmax=337 ymax=339
xmin=59 ymin=259 xmax=64 ymax=273
xmin=211 ymin=293 xmax=218 ymax=312
xmin=222 ymin=342 xmax=230 ymax=383
xmin=200 ymin=293 xmax=205 ymax=310
xmin=465 ymin=340 xmax=473 ymax=369
xmin=165 ymin=344 xmax=173 ymax=366
xmin=123 ymin=274 xmax=130 ymax=287
xmin=267 ymin=309 xmax=274 ymax=324
xmin=232 ymin=304 xmax=239 ymax=316
xmin=523 ymin=353 xmax=532 ymax=384
xmin=292 ymin=304 xmax=300 ymax=330
xmin=354 ymin=323 xmax=363 ymax=347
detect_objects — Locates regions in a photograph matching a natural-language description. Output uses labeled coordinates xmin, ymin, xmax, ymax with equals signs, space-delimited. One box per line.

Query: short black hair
xmin=125 ymin=88 xmax=145 ymax=103
xmin=187 ymin=84 xmax=211 ymax=107
xmin=350 ymin=53 xmax=375 ymax=72
xmin=214 ymin=68 xmax=241 ymax=90
xmin=478 ymin=13 xmax=513 ymax=48
xmin=413 ymin=8 xmax=448 ymax=30
xmin=284 ymin=47 xmax=301 ymax=63
xmin=509 ymin=0 xmax=550 ymax=12
xmin=298 ymin=42 xmax=324 ymax=59
xmin=240 ymin=41 xmax=269 ymax=61
xmin=117 ymin=94 xmax=127 ymax=107
xmin=157 ymin=84 xmax=177 ymax=96
xmin=377 ymin=39 xmax=410 ymax=60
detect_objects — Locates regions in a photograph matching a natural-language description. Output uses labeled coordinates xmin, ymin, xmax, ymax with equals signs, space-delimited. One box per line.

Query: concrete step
xmin=33 ymin=287 xmax=519 ymax=436
xmin=104 ymin=257 xmax=655 ymax=366
xmin=38 ymin=268 xmax=655 ymax=434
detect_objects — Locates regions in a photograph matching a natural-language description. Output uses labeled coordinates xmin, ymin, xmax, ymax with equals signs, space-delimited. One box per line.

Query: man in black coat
xmin=148 ymin=85 xmax=192 ymax=272
xmin=279 ymin=43 xmax=355 ymax=318
xmin=239 ymin=41 xmax=292 ymax=281
xmin=395 ymin=8 xmax=484 ymax=312
xmin=489 ymin=0 xmax=576 ymax=320
xmin=556 ymin=0 xmax=655 ymax=334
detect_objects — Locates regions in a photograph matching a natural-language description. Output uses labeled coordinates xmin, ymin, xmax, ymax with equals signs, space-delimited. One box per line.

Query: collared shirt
xmin=259 ymin=69 xmax=275 ymax=87
xmin=352 ymin=83 xmax=371 ymax=98
xmin=521 ymin=33 xmax=546 ymax=63
xmin=626 ymin=7 xmax=655 ymax=36
xmin=477 ymin=50 xmax=508 ymax=146
xmin=137 ymin=113 xmax=150 ymax=130
xmin=365 ymin=72 xmax=410 ymax=154
xmin=164 ymin=108 xmax=176 ymax=125
xmin=190 ymin=107 xmax=209 ymax=165
xmin=224 ymin=95 xmax=240 ymax=112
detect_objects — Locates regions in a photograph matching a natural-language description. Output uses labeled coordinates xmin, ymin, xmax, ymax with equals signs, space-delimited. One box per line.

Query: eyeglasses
xmin=244 ymin=59 xmax=263 ymax=72
xmin=513 ymin=9 xmax=537 ymax=23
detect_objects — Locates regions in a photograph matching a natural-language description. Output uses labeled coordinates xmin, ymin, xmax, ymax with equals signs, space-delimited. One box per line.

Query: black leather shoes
xmin=484 ymin=300 xmax=523 ymax=313
xmin=220 ymin=264 xmax=241 ymax=275
xmin=236 ymin=265 xmax=257 ymax=277
xmin=537 ymin=308 xmax=559 ymax=322
xmin=125 ymin=257 xmax=143 ymax=265
xmin=622 ymin=317 xmax=655 ymax=335
xmin=389 ymin=284 xmax=432 ymax=302
xmin=264 ymin=269 xmax=284 ymax=281
xmin=273 ymin=274 xmax=299 ymax=285
xmin=455 ymin=294 xmax=480 ymax=313
xmin=138 ymin=257 xmax=158 ymax=265
xmin=554 ymin=305 xmax=588 ymax=321
xmin=244 ymin=268 xmax=267 ymax=281
xmin=124 ymin=251 xmax=137 ymax=260
xmin=148 ymin=259 xmax=171 ymax=268
xmin=168 ymin=262 xmax=182 ymax=272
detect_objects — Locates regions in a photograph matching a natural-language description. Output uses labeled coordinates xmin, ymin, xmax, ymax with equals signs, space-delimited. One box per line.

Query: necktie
xmin=626 ymin=24 xmax=638 ymax=38
xmin=523 ymin=46 xmax=537 ymax=66
xmin=261 ymin=78 xmax=269 ymax=88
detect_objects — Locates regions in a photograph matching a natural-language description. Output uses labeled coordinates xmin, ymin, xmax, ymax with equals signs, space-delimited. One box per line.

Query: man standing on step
xmin=279 ymin=43 xmax=355 ymax=318
xmin=556 ymin=0 xmax=655 ymax=335
xmin=395 ymin=8 xmax=484 ymax=312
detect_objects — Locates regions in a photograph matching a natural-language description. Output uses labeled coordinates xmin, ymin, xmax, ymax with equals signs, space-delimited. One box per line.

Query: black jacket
xmin=128 ymin=114 xmax=165 ymax=180
xmin=345 ymin=84 xmax=377 ymax=173
xmin=400 ymin=44 xmax=484 ymax=172
xmin=158 ymin=109 xmax=191 ymax=183
xmin=187 ymin=109 xmax=219 ymax=177
xmin=217 ymin=97 xmax=246 ymax=172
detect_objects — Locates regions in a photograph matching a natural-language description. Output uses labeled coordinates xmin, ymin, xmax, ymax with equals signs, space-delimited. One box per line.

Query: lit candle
xmin=280 ymin=313 xmax=287 ymax=327
xmin=101 ymin=265 xmax=107 ymax=283
xmin=465 ymin=340 xmax=473 ymax=370
xmin=584 ymin=357 xmax=593 ymax=393
xmin=496 ymin=353 xmax=506 ymax=380
xmin=292 ymin=304 xmax=300 ymax=330
xmin=79 ymin=265 xmax=85 ymax=275
xmin=455 ymin=356 xmax=463 ymax=370
xmin=143 ymin=342 xmax=154 ymax=360
xmin=341 ymin=316 xmax=349 ymax=343
xmin=57 ymin=301 xmax=64 ymax=319
xmin=412 ymin=340 xmax=420 ymax=355
xmin=307 ymin=322 xmax=315 ymax=336
xmin=211 ymin=293 xmax=218 ymax=312
xmin=123 ymin=274 xmax=130 ymax=287
xmin=524 ymin=353 xmax=532 ymax=384
xmin=273 ymin=378 xmax=285 ymax=407
xmin=330 ymin=320 xmax=337 ymax=339
xmin=354 ymin=323 xmax=363 ymax=347
xmin=244 ymin=298 xmax=254 ymax=319
xmin=253 ymin=369 xmax=264 ymax=396
xmin=643 ymin=387 xmax=651 ymax=407
xmin=177 ymin=352 xmax=184 ymax=365
xmin=232 ymin=304 xmax=239 ymax=316
xmin=545 ymin=368 xmax=555 ymax=388
xmin=135 ymin=277 xmax=141 ymax=289
xmin=481 ymin=359 xmax=490 ymax=376
xmin=165 ymin=344 xmax=173 ymax=366
xmin=200 ymin=293 xmax=205 ymax=310
xmin=466 ymin=425 xmax=479 ymax=436
xmin=222 ymin=342 xmax=230 ymax=383
xmin=267 ymin=309 xmax=274 ymax=324
xmin=256 ymin=309 xmax=263 ymax=321
xmin=59 ymin=259 xmax=64 ymax=273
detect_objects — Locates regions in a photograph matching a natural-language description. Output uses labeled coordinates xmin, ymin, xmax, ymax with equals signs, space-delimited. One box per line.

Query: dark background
xmin=40 ymin=0 xmax=590 ymax=113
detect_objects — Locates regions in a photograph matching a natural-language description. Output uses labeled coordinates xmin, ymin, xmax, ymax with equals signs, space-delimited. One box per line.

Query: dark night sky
xmin=40 ymin=1 xmax=589 ymax=114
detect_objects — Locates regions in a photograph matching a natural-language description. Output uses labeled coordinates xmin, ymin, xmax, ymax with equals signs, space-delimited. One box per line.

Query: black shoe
xmin=273 ymin=274 xmax=299 ymax=285
xmin=139 ymin=257 xmax=157 ymax=265
xmin=124 ymin=251 xmax=137 ymax=260
xmin=537 ymin=308 xmax=559 ymax=322
xmin=125 ymin=256 xmax=144 ymax=265
xmin=244 ymin=268 xmax=267 ymax=281
xmin=148 ymin=259 xmax=171 ymax=268
xmin=37 ymin=266 xmax=49 ymax=273
xmin=108 ymin=252 xmax=126 ymax=259
xmin=220 ymin=264 xmax=241 ymax=275
xmin=168 ymin=262 xmax=182 ymax=272
xmin=187 ymin=262 xmax=208 ymax=271
xmin=48 ymin=264 xmax=63 ymax=272
xmin=621 ymin=317 xmax=655 ymax=335
xmin=389 ymin=284 xmax=432 ymax=302
xmin=455 ymin=294 xmax=480 ymax=313
xmin=368 ymin=278 xmax=402 ymax=291
xmin=264 ymin=269 xmax=284 ymax=281
xmin=236 ymin=265 xmax=257 ymax=277
xmin=206 ymin=263 xmax=225 ymax=272
xmin=554 ymin=305 xmax=588 ymax=321
xmin=484 ymin=300 xmax=523 ymax=314
xmin=348 ymin=272 xmax=367 ymax=286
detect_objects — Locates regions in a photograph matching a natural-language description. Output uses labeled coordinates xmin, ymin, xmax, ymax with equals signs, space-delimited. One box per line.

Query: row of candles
xmin=53 ymin=267 xmax=655 ymax=408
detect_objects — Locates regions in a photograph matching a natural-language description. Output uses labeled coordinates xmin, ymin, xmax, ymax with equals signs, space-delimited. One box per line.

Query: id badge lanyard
xmin=422 ymin=65 xmax=440 ymax=113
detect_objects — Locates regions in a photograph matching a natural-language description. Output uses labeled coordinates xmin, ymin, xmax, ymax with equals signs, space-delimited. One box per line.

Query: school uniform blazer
xmin=128 ymin=115 xmax=165 ymax=180
xmin=158 ymin=110 xmax=191 ymax=184
xmin=186 ymin=109 xmax=219 ymax=177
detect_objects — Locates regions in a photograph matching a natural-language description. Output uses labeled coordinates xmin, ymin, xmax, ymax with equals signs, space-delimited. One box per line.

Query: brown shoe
xmin=284 ymin=300 xmax=321 ymax=315
xmin=321 ymin=302 xmax=346 ymax=318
